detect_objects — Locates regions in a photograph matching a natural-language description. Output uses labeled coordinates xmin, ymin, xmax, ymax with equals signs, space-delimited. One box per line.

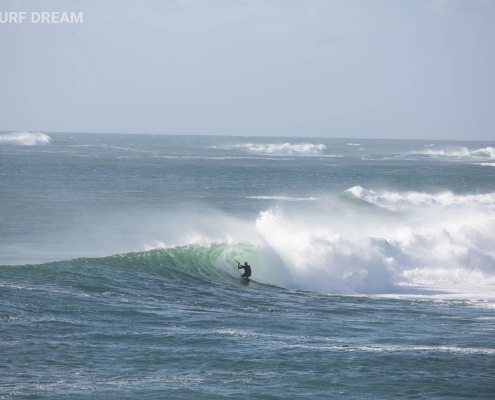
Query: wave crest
xmin=0 ymin=132 xmax=52 ymax=146
xmin=345 ymin=186 xmax=495 ymax=211
xmin=411 ymin=146 xmax=495 ymax=159
xmin=237 ymin=143 xmax=326 ymax=156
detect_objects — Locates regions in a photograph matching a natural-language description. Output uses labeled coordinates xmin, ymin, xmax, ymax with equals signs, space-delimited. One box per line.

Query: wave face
xmin=0 ymin=131 xmax=53 ymax=146
xmin=78 ymin=243 xmax=249 ymax=287
xmin=236 ymin=142 xmax=326 ymax=156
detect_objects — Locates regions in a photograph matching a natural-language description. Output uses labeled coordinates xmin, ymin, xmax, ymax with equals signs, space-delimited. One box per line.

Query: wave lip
xmin=0 ymin=132 xmax=52 ymax=146
xmin=237 ymin=142 xmax=326 ymax=156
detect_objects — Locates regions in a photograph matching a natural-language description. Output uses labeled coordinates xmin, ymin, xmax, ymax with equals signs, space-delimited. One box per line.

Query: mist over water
xmin=2 ymin=133 xmax=495 ymax=398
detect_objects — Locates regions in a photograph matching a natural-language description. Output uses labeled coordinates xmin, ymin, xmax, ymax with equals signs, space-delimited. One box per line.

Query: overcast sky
xmin=1 ymin=0 xmax=494 ymax=139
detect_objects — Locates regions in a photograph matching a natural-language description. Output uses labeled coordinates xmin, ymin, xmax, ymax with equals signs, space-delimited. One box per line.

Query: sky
xmin=1 ymin=0 xmax=494 ymax=139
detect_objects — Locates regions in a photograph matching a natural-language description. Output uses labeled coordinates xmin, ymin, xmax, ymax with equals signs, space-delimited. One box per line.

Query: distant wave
xmin=345 ymin=185 xmax=495 ymax=211
xmin=0 ymin=132 xmax=52 ymax=146
xmin=479 ymin=163 xmax=495 ymax=167
xmin=472 ymin=147 xmax=495 ymax=158
xmin=236 ymin=143 xmax=326 ymax=156
xmin=410 ymin=146 xmax=495 ymax=159
xmin=247 ymin=196 xmax=318 ymax=201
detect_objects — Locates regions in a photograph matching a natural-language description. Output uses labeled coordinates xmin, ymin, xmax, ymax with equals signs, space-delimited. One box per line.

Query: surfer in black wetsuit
xmin=237 ymin=261 xmax=252 ymax=279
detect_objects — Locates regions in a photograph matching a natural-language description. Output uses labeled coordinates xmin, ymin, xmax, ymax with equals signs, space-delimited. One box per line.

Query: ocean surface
xmin=1 ymin=131 xmax=495 ymax=399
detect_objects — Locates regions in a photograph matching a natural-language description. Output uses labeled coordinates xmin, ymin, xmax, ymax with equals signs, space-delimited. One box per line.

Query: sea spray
xmin=248 ymin=188 xmax=495 ymax=294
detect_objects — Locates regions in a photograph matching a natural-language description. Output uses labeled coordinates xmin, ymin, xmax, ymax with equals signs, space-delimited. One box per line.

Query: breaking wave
xmin=8 ymin=186 xmax=495 ymax=298
xmin=0 ymin=132 xmax=52 ymax=146
xmin=250 ymin=187 xmax=495 ymax=295
xmin=411 ymin=146 xmax=495 ymax=159
xmin=236 ymin=143 xmax=326 ymax=156
xmin=126 ymin=187 xmax=493 ymax=299
xmin=345 ymin=186 xmax=495 ymax=211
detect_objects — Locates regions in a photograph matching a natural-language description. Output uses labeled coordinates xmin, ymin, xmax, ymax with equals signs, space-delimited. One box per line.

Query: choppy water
xmin=1 ymin=132 xmax=495 ymax=398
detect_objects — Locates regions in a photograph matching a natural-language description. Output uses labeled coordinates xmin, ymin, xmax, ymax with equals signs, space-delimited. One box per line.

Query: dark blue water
xmin=1 ymin=132 xmax=495 ymax=398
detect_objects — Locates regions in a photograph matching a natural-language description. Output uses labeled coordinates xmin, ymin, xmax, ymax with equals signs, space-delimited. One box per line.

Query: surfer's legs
xmin=241 ymin=272 xmax=251 ymax=278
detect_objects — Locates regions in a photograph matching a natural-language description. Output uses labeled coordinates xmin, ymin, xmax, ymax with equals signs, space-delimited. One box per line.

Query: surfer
xmin=236 ymin=260 xmax=252 ymax=279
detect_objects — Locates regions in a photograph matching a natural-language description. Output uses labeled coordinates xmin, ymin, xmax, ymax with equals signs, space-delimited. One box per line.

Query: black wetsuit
xmin=238 ymin=263 xmax=251 ymax=278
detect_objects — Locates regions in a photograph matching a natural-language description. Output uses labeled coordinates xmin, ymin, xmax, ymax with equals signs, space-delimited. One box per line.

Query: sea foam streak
xmin=236 ymin=143 xmax=326 ymax=156
xmin=0 ymin=131 xmax=52 ymax=146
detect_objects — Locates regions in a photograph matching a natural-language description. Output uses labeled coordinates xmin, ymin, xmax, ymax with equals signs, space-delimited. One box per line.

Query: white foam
xmin=246 ymin=186 xmax=495 ymax=297
xmin=345 ymin=186 xmax=495 ymax=211
xmin=253 ymin=207 xmax=397 ymax=294
xmin=247 ymin=196 xmax=317 ymax=201
xmin=411 ymin=146 xmax=495 ymax=159
xmin=472 ymin=147 xmax=495 ymax=158
xmin=478 ymin=163 xmax=495 ymax=167
xmin=283 ymin=344 xmax=495 ymax=355
xmin=236 ymin=142 xmax=326 ymax=156
xmin=0 ymin=132 xmax=52 ymax=146
xmin=400 ymin=268 xmax=495 ymax=286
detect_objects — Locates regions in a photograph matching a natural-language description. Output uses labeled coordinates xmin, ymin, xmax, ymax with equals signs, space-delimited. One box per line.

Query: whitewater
xmin=1 ymin=132 xmax=495 ymax=398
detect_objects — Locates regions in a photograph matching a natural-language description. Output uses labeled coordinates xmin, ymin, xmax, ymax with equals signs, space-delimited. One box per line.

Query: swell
xmin=11 ymin=243 xmax=261 ymax=289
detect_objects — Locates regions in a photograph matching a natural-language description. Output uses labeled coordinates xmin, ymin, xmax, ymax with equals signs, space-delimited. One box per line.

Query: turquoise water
xmin=1 ymin=132 xmax=495 ymax=398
